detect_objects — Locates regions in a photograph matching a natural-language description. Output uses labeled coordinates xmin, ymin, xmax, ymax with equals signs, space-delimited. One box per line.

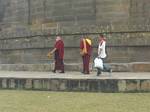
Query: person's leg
xmin=103 ymin=63 xmax=112 ymax=73
xmin=52 ymin=60 xmax=57 ymax=73
xmin=53 ymin=58 xmax=62 ymax=73
xmin=101 ymin=58 xmax=112 ymax=74
xmin=59 ymin=59 xmax=64 ymax=73
xmin=84 ymin=55 xmax=90 ymax=74
xmin=97 ymin=68 xmax=101 ymax=76
xmin=82 ymin=56 xmax=86 ymax=73
xmin=53 ymin=53 xmax=59 ymax=73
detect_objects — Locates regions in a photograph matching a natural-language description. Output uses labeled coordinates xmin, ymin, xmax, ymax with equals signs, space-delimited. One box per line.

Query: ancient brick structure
xmin=0 ymin=0 xmax=150 ymax=64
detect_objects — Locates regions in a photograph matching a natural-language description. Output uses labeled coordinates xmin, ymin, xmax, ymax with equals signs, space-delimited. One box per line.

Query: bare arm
xmin=50 ymin=48 xmax=57 ymax=54
xmin=98 ymin=44 xmax=102 ymax=56
xmin=98 ymin=48 xmax=102 ymax=56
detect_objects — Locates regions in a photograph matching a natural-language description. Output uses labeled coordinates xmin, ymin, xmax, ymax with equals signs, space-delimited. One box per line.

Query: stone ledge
xmin=0 ymin=62 xmax=149 ymax=72
xmin=0 ymin=78 xmax=150 ymax=92
xmin=131 ymin=62 xmax=150 ymax=72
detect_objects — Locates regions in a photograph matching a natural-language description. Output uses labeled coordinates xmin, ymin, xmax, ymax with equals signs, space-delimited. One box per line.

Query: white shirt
xmin=98 ymin=41 xmax=107 ymax=58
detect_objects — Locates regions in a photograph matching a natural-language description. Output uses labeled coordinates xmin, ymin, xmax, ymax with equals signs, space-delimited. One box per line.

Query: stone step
xmin=0 ymin=62 xmax=150 ymax=72
xmin=0 ymin=71 xmax=150 ymax=92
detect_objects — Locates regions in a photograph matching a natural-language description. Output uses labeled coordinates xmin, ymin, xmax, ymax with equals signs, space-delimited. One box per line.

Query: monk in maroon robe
xmin=80 ymin=36 xmax=92 ymax=74
xmin=50 ymin=36 xmax=64 ymax=73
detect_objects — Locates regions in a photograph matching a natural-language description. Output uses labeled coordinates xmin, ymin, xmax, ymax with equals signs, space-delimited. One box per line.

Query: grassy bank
xmin=0 ymin=90 xmax=150 ymax=112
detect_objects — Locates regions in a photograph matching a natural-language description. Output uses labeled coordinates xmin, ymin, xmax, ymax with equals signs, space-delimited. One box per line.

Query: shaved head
xmin=56 ymin=36 xmax=61 ymax=41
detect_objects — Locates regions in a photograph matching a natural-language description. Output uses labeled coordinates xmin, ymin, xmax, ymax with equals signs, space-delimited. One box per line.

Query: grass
xmin=0 ymin=90 xmax=150 ymax=112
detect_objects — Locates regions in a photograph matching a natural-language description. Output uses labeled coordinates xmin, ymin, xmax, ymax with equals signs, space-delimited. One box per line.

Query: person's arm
xmin=80 ymin=39 xmax=84 ymax=55
xmin=50 ymin=48 xmax=57 ymax=54
xmin=47 ymin=48 xmax=57 ymax=58
xmin=98 ymin=44 xmax=102 ymax=57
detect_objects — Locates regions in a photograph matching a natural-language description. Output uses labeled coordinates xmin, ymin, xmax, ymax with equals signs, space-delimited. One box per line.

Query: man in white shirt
xmin=97 ymin=34 xmax=112 ymax=76
xmin=98 ymin=34 xmax=107 ymax=59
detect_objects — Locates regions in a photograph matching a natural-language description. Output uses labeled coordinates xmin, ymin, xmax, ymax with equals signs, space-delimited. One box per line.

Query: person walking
xmin=49 ymin=36 xmax=65 ymax=73
xmin=97 ymin=34 xmax=107 ymax=76
xmin=80 ymin=35 xmax=92 ymax=74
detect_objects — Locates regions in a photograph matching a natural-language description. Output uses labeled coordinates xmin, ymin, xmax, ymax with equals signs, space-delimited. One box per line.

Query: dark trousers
xmin=82 ymin=54 xmax=90 ymax=74
xmin=97 ymin=67 xmax=101 ymax=76
xmin=97 ymin=64 xmax=111 ymax=76
xmin=54 ymin=58 xmax=64 ymax=72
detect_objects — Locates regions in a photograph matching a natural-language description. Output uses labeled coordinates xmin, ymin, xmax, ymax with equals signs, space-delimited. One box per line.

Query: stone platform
xmin=0 ymin=62 xmax=150 ymax=72
xmin=0 ymin=71 xmax=150 ymax=92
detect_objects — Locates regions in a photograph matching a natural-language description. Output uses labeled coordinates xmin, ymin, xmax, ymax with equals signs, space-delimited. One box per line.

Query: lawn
xmin=0 ymin=90 xmax=150 ymax=112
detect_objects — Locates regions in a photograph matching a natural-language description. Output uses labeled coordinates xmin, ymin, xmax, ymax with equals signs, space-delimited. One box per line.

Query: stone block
xmin=98 ymin=80 xmax=118 ymax=92
xmin=132 ymin=63 xmax=150 ymax=72
xmin=50 ymin=79 xmax=60 ymax=91
xmin=78 ymin=80 xmax=89 ymax=91
xmin=2 ymin=79 xmax=7 ymax=88
xmin=33 ymin=80 xmax=42 ymax=89
xmin=42 ymin=80 xmax=50 ymax=90
xmin=118 ymin=80 xmax=126 ymax=92
xmin=64 ymin=63 xmax=81 ymax=71
xmin=140 ymin=80 xmax=150 ymax=91
xmin=9 ymin=79 xmax=15 ymax=89
xmin=88 ymin=80 xmax=99 ymax=92
xmin=111 ymin=63 xmax=131 ymax=72
xmin=59 ymin=80 xmax=67 ymax=91
xmin=126 ymin=80 xmax=140 ymax=92
xmin=15 ymin=79 xmax=26 ymax=89
xmin=67 ymin=80 xmax=79 ymax=91
xmin=25 ymin=79 xmax=32 ymax=89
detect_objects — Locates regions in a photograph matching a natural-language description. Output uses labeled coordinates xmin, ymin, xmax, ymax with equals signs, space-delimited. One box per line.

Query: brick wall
xmin=0 ymin=0 xmax=150 ymax=64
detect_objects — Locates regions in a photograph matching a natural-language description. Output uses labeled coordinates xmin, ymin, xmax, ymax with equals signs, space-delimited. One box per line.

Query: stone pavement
xmin=0 ymin=71 xmax=149 ymax=79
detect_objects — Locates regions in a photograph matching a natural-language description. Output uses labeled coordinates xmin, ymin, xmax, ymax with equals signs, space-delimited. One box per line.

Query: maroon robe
xmin=80 ymin=38 xmax=92 ymax=74
xmin=54 ymin=40 xmax=64 ymax=72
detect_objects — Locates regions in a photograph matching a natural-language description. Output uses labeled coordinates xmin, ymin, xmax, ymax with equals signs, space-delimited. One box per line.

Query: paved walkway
xmin=0 ymin=71 xmax=150 ymax=79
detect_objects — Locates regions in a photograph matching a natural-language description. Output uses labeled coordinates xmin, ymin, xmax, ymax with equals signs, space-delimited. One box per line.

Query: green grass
xmin=0 ymin=90 xmax=150 ymax=112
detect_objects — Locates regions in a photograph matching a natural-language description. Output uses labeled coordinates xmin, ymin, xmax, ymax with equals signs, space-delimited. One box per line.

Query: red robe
xmin=54 ymin=40 xmax=64 ymax=71
xmin=80 ymin=38 xmax=92 ymax=74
